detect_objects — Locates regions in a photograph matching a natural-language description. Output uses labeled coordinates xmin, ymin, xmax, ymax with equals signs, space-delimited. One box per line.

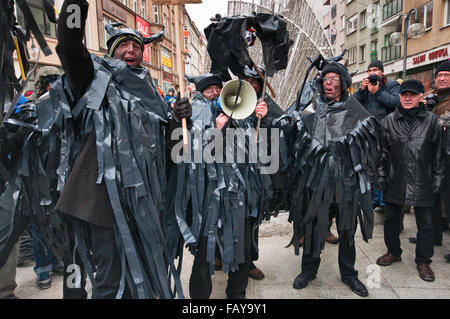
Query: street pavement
xmin=14 ymin=210 xmax=450 ymax=299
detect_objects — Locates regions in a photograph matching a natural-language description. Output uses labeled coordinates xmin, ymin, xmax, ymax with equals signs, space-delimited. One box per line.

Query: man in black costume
xmin=180 ymin=73 xmax=270 ymax=299
xmin=0 ymin=0 xmax=191 ymax=299
xmin=285 ymin=62 xmax=385 ymax=297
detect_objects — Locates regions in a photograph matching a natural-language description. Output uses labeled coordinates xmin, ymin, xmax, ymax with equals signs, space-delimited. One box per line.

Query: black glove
xmin=172 ymin=93 xmax=192 ymax=122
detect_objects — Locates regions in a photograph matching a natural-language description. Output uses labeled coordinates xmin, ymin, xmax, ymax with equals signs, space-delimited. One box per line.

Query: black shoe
xmin=1 ymin=294 xmax=18 ymax=299
xmin=445 ymin=254 xmax=450 ymax=263
xmin=374 ymin=206 xmax=385 ymax=214
xmin=409 ymin=237 xmax=417 ymax=244
xmin=293 ymin=273 xmax=316 ymax=289
xmin=341 ymin=277 xmax=369 ymax=297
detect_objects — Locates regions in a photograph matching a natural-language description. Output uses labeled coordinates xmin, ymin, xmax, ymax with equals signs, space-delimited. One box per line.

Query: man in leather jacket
xmin=376 ymin=80 xmax=444 ymax=282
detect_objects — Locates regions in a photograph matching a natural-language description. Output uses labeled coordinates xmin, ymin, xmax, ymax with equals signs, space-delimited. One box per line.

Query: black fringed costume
xmin=172 ymin=92 xmax=273 ymax=274
xmin=276 ymin=79 xmax=386 ymax=258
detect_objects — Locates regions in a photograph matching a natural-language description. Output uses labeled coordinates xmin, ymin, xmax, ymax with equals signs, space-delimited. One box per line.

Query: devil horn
xmin=105 ymin=22 xmax=123 ymax=36
xmin=143 ymin=27 xmax=165 ymax=44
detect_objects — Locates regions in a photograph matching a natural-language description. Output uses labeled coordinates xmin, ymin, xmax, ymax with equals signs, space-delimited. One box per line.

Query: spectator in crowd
xmin=354 ymin=60 xmax=401 ymax=215
xmin=376 ymin=80 xmax=444 ymax=282
xmin=164 ymin=88 xmax=177 ymax=107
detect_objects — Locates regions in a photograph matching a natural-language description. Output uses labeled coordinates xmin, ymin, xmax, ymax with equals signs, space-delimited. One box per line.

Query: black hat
xmin=321 ymin=62 xmax=352 ymax=89
xmin=185 ymin=73 xmax=223 ymax=93
xmin=400 ymin=79 xmax=424 ymax=94
xmin=368 ymin=59 xmax=384 ymax=72
xmin=435 ymin=60 xmax=450 ymax=77
xmin=105 ymin=23 xmax=165 ymax=57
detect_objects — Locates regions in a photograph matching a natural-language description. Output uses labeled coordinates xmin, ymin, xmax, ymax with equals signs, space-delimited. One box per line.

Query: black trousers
xmin=64 ymin=216 xmax=130 ymax=299
xmin=384 ymin=203 xmax=434 ymax=265
xmin=301 ymin=206 xmax=357 ymax=280
xmin=189 ymin=218 xmax=252 ymax=299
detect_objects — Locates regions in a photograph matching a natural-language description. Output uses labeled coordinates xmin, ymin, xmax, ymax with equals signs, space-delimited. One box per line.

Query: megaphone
xmin=220 ymin=80 xmax=257 ymax=120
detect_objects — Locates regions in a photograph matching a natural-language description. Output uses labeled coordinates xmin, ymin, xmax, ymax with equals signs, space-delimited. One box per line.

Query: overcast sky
xmin=185 ymin=0 xmax=231 ymax=36
xmin=185 ymin=0 xmax=326 ymax=36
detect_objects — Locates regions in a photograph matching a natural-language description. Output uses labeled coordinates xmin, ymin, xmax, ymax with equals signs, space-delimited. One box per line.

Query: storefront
xmin=406 ymin=45 xmax=450 ymax=91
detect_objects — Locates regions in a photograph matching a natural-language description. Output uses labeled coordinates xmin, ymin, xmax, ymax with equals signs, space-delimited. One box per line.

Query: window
xmin=446 ymin=1 xmax=450 ymax=26
xmin=348 ymin=46 xmax=357 ymax=65
xmin=359 ymin=44 xmax=366 ymax=62
xmin=140 ymin=0 xmax=145 ymax=18
xmin=16 ymin=0 xmax=56 ymax=37
xmin=122 ymin=0 xmax=128 ymax=7
xmin=341 ymin=15 xmax=346 ymax=30
xmin=102 ymin=16 xmax=116 ymax=49
xmin=132 ymin=0 xmax=137 ymax=13
xmin=370 ymin=40 xmax=378 ymax=61
xmin=411 ymin=2 xmax=433 ymax=30
xmin=360 ymin=10 xmax=367 ymax=29
xmin=347 ymin=14 xmax=358 ymax=34
xmin=383 ymin=0 xmax=402 ymax=21
xmin=154 ymin=5 xmax=159 ymax=24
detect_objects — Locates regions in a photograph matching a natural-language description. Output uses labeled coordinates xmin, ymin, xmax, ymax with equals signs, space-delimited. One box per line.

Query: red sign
xmin=136 ymin=16 xmax=150 ymax=63
xmin=413 ymin=47 xmax=449 ymax=65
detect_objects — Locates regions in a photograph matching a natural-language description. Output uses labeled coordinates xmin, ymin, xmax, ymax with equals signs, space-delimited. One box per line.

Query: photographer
xmin=354 ymin=60 xmax=401 ymax=215
xmin=354 ymin=60 xmax=401 ymax=121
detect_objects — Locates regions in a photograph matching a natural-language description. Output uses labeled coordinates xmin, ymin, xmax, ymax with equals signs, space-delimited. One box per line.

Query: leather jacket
xmin=381 ymin=106 xmax=444 ymax=207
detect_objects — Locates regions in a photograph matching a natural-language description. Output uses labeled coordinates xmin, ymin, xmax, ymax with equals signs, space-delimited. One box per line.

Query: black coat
xmin=381 ymin=107 xmax=444 ymax=207
xmin=354 ymin=78 xmax=400 ymax=121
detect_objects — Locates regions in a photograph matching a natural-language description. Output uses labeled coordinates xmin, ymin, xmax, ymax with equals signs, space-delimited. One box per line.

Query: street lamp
xmin=389 ymin=8 xmax=426 ymax=81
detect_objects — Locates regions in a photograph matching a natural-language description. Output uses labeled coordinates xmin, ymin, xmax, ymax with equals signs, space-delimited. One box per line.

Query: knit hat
xmin=321 ymin=62 xmax=352 ymax=90
xmin=368 ymin=59 xmax=384 ymax=72
xmin=400 ymin=79 xmax=425 ymax=94
xmin=105 ymin=23 xmax=164 ymax=57
xmin=435 ymin=60 xmax=450 ymax=77
xmin=185 ymin=73 xmax=223 ymax=93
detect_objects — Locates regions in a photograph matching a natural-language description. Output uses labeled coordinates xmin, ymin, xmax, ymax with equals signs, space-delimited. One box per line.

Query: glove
xmin=172 ymin=93 xmax=192 ymax=122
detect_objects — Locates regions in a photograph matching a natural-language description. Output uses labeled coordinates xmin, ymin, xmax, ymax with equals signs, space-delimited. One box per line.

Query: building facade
xmin=344 ymin=0 xmax=400 ymax=91
xmin=183 ymin=9 xmax=206 ymax=98
xmin=322 ymin=0 xmax=347 ymax=56
xmin=14 ymin=0 xmax=206 ymax=96
xmin=400 ymin=0 xmax=450 ymax=91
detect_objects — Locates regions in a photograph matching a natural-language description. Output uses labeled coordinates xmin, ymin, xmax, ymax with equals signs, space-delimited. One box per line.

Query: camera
xmin=423 ymin=94 xmax=439 ymax=111
xmin=368 ymin=74 xmax=379 ymax=85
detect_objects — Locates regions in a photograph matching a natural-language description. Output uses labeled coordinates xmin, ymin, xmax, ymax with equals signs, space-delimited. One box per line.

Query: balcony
xmin=380 ymin=0 xmax=403 ymax=27
xmin=381 ymin=46 xmax=401 ymax=63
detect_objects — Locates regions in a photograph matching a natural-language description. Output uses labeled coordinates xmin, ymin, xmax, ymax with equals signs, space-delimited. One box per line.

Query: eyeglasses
xmin=323 ymin=76 xmax=340 ymax=84
xmin=436 ymin=73 xmax=450 ymax=79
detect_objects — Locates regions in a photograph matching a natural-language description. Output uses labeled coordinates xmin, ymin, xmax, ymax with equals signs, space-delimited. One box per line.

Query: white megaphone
xmin=219 ymin=80 xmax=258 ymax=120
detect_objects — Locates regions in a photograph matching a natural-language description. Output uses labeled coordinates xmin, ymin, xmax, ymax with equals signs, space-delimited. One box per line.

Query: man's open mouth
xmin=124 ymin=58 xmax=135 ymax=65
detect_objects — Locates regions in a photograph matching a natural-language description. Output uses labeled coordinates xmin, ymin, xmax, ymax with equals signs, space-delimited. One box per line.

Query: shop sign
xmin=136 ymin=16 xmax=150 ymax=63
xmin=102 ymin=0 xmax=127 ymax=22
xmin=413 ymin=47 xmax=449 ymax=65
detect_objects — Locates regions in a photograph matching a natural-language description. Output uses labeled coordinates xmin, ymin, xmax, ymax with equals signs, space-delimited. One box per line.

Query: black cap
xmin=368 ymin=59 xmax=384 ymax=72
xmin=185 ymin=73 xmax=223 ymax=93
xmin=400 ymin=79 xmax=424 ymax=94
xmin=435 ymin=60 xmax=450 ymax=77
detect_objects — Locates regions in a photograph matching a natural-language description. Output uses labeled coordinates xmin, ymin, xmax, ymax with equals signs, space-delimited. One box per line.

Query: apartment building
xmin=183 ymin=9 xmax=206 ymax=98
xmin=322 ymin=0 xmax=347 ymax=56
xmin=344 ymin=0 xmax=400 ymax=91
xmin=400 ymin=0 xmax=450 ymax=90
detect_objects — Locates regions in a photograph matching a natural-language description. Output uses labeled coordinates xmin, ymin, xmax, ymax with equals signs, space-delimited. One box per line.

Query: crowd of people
xmin=0 ymin=0 xmax=449 ymax=300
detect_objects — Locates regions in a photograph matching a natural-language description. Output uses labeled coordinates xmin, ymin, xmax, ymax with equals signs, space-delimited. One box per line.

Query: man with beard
xmin=285 ymin=62 xmax=385 ymax=297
